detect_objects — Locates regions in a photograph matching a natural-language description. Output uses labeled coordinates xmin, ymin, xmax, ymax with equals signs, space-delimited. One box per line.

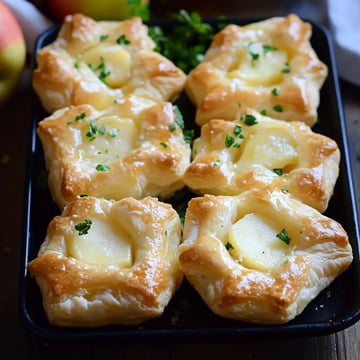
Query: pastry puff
xmin=32 ymin=13 xmax=186 ymax=114
xmin=185 ymin=14 xmax=328 ymax=126
xmin=177 ymin=188 xmax=353 ymax=325
xmin=27 ymin=196 xmax=183 ymax=327
xmin=183 ymin=109 xmax=339 ymax=213
xmin=37 ymin=97 xmax=191 ymax=209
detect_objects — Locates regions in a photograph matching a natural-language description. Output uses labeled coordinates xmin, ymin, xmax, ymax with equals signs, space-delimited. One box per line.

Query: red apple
xmin=46 ymin=0 xmax=150 ymax=22
xmin=0 ymin=1 xmax=26 ymax=105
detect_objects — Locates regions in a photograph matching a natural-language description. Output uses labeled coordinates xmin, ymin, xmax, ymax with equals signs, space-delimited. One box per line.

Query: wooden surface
xmin=1 ymin=1 xmax=360 ymax=358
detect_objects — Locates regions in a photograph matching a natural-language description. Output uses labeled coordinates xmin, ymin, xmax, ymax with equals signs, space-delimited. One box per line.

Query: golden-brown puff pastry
xmin=37 ymin=96 xmax=191 ymax=209
xmin=27 ymin=196 xmax=183 ymax=327
xmin=183 ymin=109 xmax=339 ymax=212
xmin=32 ymin=14 xmax=186 ymax=113
xmin=177 ymin=188 xmax=353 ymax=325
xmin=185 ymin=14 xmax=328 ymax=126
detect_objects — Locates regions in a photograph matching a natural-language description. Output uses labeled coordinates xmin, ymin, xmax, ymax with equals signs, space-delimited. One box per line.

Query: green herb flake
xmin=281 ymin=187 xmax=290 ymax=193
xmin=74 ymin=219 xmax=92 ymax=236
xmin=260 ymin=109 xmax=267 ymax=116
xmin=107 ymin=129 xmax=117 ymax=137
xmin=96 ymin=164 xmax=110 ymax=172
xmin=273 ymin=168 xmax=283 ymax=176
xmin=90 ymin=56 xmax=111 ymax=84
xmin=281 ymin=62 xmax=290 ymax=73
xmin=263 ymin=44 xmax=278 ymax=53
xmin=273 ymin=104 xmax=284 ymax=113
xmin=225 ymin=242 xmax=234 ymax=250
xmin=79 ymin=194 xmax=89 ymax=198
xmin=245 ymin=41 xmax=260 ymax=66
xmin=169 ymin=123 xmax=177 ymax=132
xmin=99 ymin=34 xmax=109 ymax=42
xmin=233 ymin=124 xmax=242 ymax=136
xmin=74 ymin=61 xmax=80 ymax=69
xmin=272 ymin=87 xmax=280 ymax=96
xmin=276 ymin=228 xmax=291 ymax=245
xmin=160 ymin=142 xmax=168 ymax=148
xmin=116 ymin=34 xmax=131 ymax=45
xmin=243 ymin=114 xmax=258 ymax=126
xmin=225 ymin=135 xmax=235 ymax=148
xmin=75 ymin=112 xmax=86 ymax=121
xmin=212 ymin=159 xmax=221 ymax=168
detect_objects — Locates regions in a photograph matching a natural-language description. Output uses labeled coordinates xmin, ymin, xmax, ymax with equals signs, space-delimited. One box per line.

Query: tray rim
xmin=18 ymin=15 xmax=360 ymax=342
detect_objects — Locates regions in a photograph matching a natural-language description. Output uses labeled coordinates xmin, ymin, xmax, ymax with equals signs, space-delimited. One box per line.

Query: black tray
xmin=19 ymin=17 xmax=360 ymax=343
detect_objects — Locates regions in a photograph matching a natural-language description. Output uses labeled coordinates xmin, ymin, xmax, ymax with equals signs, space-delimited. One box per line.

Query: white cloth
xmin=326 ymin=0 xmax=360 ymax=86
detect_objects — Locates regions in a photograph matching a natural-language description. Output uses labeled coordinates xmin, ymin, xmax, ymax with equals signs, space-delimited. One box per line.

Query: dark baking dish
xmin=19 ymin=17 xmax=360 ymax=342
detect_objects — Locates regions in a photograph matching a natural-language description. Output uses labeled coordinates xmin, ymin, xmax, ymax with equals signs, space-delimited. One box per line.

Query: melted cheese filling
xmin=77 ymin=116 xmax=137 ymax=165
xmin=227 ymin=42 xmax=288 ymax=86
xmin=227 ymin=213 xmax=289 ymax=271
xmin=68 ymin=218 xmax=132 ymax=267
xmin=82 ymin=43 xmax=132 ymax=88
xmin=239 ymin=128 xmax=298 ymax=171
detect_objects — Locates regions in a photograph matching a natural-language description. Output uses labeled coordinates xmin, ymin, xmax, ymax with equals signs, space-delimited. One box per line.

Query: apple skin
xmin=0 ymin=1 xmax=26 ymax=105
xmin=47 ymin=0 xmax=150 ymax=22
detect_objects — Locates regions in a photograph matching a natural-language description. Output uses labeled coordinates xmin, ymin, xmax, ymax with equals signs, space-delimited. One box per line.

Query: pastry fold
xmin=28 ymin=196 xmax=183 ymax=327
xmin=185 ymin=14 xmax=328 ymax=126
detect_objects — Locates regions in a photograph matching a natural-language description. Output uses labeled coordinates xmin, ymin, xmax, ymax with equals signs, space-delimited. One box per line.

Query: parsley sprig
xmin=149 ymin=9 xmax=216 ymax=72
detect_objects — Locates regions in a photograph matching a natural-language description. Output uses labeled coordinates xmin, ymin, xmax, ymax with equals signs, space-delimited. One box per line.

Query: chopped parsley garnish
xmin=116 ymin=34 xmax=131 ymax=45
xmin=74 ymin=219 xmax=92 ymax=235
xmin=169 ymin=123 xmax=177 ymax=132
xmin=74 ymin=61 xmax=80 ymax=69
xmin=212 ymin=159 xmax=221 ymax=167
xmin=233 ymin=124 xmax=242 ymax=136
xmin=85 ymin=120 xmax=117 ymax=141
xmin=272 ymin=87 xmax=280 ymax=96
xmin=99 ymin=34 xmax=109 ymax=42
xmin=160 ymin=142 xmax=168 ymax=148
xmin=273 ymin=105 xmax=284 ymax=113
xmin=89 ymin=56 xmax=111 ymax=84
xmin=281 ymin=187 xmax=289 ymax=193
xmin=241 ymin=114 xmax=258 ymax=126
xmin=75 ymin=112 xmax=86 ymax=121
xmin=225 ymin=134 xmax=235 ymax=148
xmin=225 ymin=242 xmax=234 ymax=250
xmin=260 ymin=109 xmax=267 ymax=116
xmin=263 ymin=44 xmax=278 ymax=53
xmin=79 ymin=194 xmax=89 ymax=197
xmin=281 ymin=62 xmax=290 ymax=73
xmin=276 ymin=228 xmax=291 ymax=245
xmin=96 ymin=164 xmax=110 ymax=171
xmin=245 ymin=41 xmax=260 ymax=66
xmin=273 ymin=168 xmax=283 ymax=176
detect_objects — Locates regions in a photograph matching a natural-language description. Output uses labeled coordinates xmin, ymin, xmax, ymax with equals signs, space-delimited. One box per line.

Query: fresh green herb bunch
xmin=149 ymin=10 xmax=216 ymax=72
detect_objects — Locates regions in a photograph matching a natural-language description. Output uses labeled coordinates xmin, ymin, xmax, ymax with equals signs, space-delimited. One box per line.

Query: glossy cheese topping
xmin=76 ymin=115 xmax=137 ymax=166
xmin=239 ymin=127 xmax=298 ymax=171
xmin=227 ymin=41 xmax=288 ymax=86
xmin=227 ymin=213 xmax=289 ymax=271
xmin=68 ymin=218 xmax=132 ymax=267
xmin=82 ymin=43 xmax=132 ymax=88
